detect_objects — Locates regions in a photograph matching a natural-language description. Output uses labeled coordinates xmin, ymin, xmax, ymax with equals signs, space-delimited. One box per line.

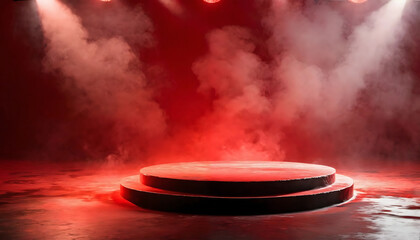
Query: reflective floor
xmin=0 ymin=160 xmax=418 ymax=240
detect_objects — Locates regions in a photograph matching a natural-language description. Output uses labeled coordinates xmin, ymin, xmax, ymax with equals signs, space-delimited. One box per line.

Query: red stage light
xmin=203 ymin=0 xmax=221 ymax=3
xmin=348 ymin=0 xmax=368 ymax=3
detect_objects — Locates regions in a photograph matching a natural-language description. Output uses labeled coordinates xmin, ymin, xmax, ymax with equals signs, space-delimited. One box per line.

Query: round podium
xmin=120 ymin=161 xmax=354 ymax=215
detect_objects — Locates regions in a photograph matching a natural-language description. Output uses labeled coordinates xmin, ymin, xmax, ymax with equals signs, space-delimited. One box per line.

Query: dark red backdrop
xmin=1 ymin=0 xmax=419 ymax=162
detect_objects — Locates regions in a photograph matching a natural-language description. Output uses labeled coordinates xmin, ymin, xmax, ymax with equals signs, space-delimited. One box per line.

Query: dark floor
xmin=0 ymin=160 xmax=418 ymax=240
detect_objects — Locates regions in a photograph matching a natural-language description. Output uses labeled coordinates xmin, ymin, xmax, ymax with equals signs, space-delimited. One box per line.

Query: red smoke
xmin=35 ymin=0 xmax=166 ymax=162
xmin=8 ymin=0 xmax=416 ymax=164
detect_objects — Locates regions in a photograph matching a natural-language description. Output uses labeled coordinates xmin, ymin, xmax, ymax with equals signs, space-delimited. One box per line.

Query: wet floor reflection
xmin=0 ymin=160 xmax=418 ymax=239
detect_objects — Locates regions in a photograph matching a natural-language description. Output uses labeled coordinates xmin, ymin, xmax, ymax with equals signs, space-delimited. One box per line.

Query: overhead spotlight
xmin=313 ymin=0 xmax=369 ymax=4
xmin=348 ymin=0 xmax=368 ymax=3
xmin=203 ymin=0 xmax=221 ymax=3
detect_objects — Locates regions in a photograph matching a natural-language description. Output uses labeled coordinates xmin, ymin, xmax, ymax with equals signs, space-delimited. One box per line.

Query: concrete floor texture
xmin=0 ymin=160 xmax=418 ymax=240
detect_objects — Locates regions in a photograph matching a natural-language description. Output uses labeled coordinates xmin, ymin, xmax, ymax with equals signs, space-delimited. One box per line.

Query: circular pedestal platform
xmin=120 ymin=161 xmax=354 ymax=215
xmin=140 ymin=161 xmax=336 ymax=196
xmin=121 ymin=174 xmax=353 ymax=215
